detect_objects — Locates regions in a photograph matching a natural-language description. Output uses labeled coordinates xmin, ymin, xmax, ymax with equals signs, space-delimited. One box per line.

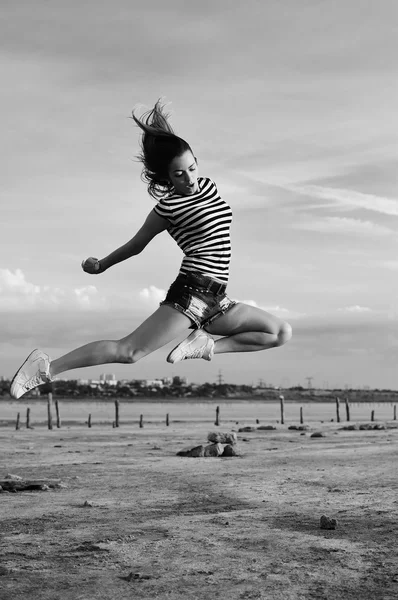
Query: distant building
xmin=144 ymin=379 xmax=164 ymax=388
xmin=100 ymin=373 xmax=117 ymax=385
xmin=82 ymin=379 xmax=101 ymax=388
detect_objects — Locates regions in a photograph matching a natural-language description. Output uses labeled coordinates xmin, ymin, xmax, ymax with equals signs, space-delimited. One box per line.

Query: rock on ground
xmin=176 ymin=445 xmax=205 ymax=458
xmin=203 ymin=443 xmax=224 ymax=457
xmin=320 ymin=515 xmax=337 ymax=530
xmin=222 ymin=444 xmax=238 ymax=457
xmin=207 ymin=431 xmax=238 ymax=445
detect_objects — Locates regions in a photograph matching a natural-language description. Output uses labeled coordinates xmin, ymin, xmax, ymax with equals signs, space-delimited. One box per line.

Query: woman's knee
xmin=276 ymin=321 xmax=292 ymax=346
xmin=115 ymin=341 xmax=146 ymax=364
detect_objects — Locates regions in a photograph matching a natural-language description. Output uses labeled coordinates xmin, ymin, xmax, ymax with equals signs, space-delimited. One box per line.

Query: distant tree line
xmin=1 ymin=377 xmax=398 ymax=401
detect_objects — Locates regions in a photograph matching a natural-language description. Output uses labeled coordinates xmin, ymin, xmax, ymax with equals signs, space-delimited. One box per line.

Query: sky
xmin=1 ymin=0 xmax=398 ymax=389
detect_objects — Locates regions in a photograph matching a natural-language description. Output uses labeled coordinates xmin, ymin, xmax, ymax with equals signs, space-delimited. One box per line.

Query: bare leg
xmin=50 ymin=305 xmax=191 ymax=377
xmin=204 ymin=303 xmax=292 ymax=354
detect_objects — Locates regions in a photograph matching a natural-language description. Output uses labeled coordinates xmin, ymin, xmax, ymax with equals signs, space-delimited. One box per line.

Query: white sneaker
xmin=10 ymin=350 xmax=52 ymax=399
xmin=167 ymin=329 xmax=214 ymax=364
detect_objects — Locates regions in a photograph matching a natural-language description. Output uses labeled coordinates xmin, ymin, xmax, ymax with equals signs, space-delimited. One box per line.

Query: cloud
xmin=291 ymin=216 xmax=393 ymax=236
xmin=339 ymin=305 xmax=372 ymax=313
xmin=289 ymin=306 xmax=392 ymax=364
xmin=294 ymin=306 xmax=383 ymax=336
xmin=0 ymin=270 xmax=171 ymax=315
xmin=241 ymin=299 xmax=305 ymax=320
xmin=139 ymin=285 xmax=166 ymax=306
xmin=380 ymin=260 xmax=398 ymax=270
xmin=0 ymin=268 xmax=105 ymax=311
xmin=285 ymin=184 xmax=398 ymax=217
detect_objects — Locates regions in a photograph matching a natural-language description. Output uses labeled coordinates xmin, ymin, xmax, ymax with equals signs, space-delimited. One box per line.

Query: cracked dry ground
xmin=0 ymin=423 xmax=397 ymax=600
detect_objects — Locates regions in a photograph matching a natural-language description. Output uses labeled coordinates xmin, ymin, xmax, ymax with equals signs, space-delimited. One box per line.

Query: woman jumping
xmin=10 ymin=100 xmax=292 ymax=399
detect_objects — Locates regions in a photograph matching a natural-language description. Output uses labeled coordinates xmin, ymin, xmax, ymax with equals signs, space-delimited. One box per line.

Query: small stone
xmin=238 ymin=426 xmax=257 ymax=432
xmin=222 ymin=444 xmax=238 ymax=457
xmin=83 ymin=500 xmax=93 ymax=507
xmin=176 ymin=445 xmax=205 ymax=457
xmin=203 ymin=443 xmax=224 ymax=457
xmin=320 ymin=515 xmax=337 ymax=530
xmin=257 ymin=425 xmax=276 ymax=431
xmin=5 ymin=474 xmax=23 ymax=481
xmin=121 ymin=571 xmax=150 ymax=582
xmin=311 ymin=432 xmax=326 ymax=438
xmin=207 ymin=431 xmax=238 ymax=445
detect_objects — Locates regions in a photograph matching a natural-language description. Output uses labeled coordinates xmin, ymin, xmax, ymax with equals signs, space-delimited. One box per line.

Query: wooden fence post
xmin=114 ymin=400 xmax=119 ymax=428
xmin=300 ymin=406 xmax=303 ymax=424
xmin=215 ymin=406 xmax=220 ymax=426
xmin=47 ymin=393 xmax=53 ymax=430
xmin=371 ymin=409 xmax=375 ymax=422
xmin=55 ymin=399 xmax=61 ymax=428
xmin=279 ymin=395 xmax=285 ymax=425
xmin=166 ymin=413 xmax=169 ymax=426
xmin=335 ymin=397 xmax=340 ymax=423
xmin=16 ymin=412 xmax=20 ymax=430
xmin=345 ymin=398 xmax=350 ymax=422
xmin=26 ymin=408 xmax=31 ymax=429
xmin=88 ymin=414 xmax=92 ymax=428
xmin=394 ymin=405 xmax=397 ymax=421
xmin=139 ymin=414 xmax=143 ymax=428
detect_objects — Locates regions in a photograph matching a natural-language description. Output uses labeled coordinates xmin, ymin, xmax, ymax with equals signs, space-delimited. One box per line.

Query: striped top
xmin=153 ymin=177 xmax=232 ymax=283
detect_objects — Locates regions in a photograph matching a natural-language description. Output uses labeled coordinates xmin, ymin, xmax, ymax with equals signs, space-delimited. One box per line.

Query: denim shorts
xmin=160 ymin=271 xmax=236 ymax=329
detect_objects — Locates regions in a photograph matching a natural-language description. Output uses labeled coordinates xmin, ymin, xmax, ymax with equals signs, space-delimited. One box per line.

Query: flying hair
xmin=131 ymin=99 xmax=193 ymax=199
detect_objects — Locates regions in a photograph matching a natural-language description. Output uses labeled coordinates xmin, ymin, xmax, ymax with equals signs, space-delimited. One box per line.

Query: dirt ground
xmin=1 ymin=420 xmax=397 ymax=600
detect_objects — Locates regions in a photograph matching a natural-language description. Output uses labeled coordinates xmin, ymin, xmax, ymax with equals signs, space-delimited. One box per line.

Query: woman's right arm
xmin=82 ymin=210 xmax=169 ymax=274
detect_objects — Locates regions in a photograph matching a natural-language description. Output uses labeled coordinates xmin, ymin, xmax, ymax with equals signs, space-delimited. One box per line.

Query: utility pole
xmin=306 ymin=377 xmax=313 ymax=390
xmin=217 ymin=370 xmax=224 ymax=386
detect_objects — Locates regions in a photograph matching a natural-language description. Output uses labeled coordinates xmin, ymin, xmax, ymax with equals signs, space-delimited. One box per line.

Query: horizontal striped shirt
xmin=153 ymin=177 xmax=232 ymax=283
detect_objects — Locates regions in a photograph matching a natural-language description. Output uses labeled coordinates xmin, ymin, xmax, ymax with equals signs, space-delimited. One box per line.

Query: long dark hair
xmin=132 ymin=99 xmax=193 ymax=199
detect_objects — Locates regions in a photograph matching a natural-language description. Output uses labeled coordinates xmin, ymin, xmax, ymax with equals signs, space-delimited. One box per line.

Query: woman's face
xmin=168 ymin=150 xmax=199 ymax=195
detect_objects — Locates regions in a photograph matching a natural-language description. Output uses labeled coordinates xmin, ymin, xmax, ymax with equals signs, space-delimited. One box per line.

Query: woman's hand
xmin=81 ymin=257 xmax=102 ymax=274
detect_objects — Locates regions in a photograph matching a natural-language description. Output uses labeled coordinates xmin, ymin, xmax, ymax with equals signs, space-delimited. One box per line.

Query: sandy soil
xmin=0 ymin=421 xmax=397 ymax=600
